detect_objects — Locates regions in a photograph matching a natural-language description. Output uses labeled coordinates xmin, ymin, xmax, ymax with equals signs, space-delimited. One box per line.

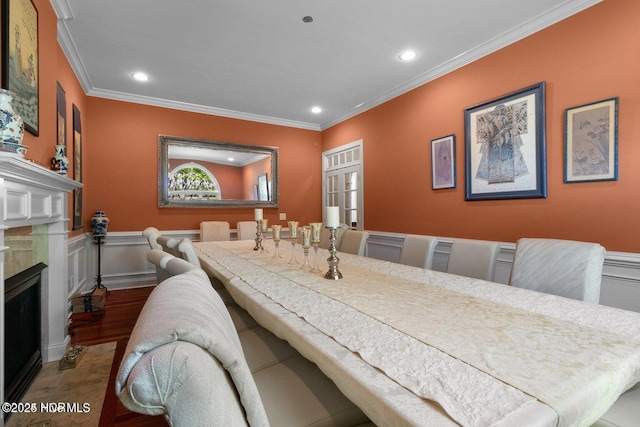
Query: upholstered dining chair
xmin=236 ymin=221 xmax=257 ymax=240
xmin=338 ymin=230 xmax=369 ymax=256
xmin=200 ymin=221 xmax=230 ymax=242
xmin=446 ymin=238 xmax=501 ymax=281
xmin=399 ymin=234 xmax=439 ymax=269
xmin=128 ymin=252 xmax=371 ymax=426
xmin=508 ymin=238 xmax=605 ymax=304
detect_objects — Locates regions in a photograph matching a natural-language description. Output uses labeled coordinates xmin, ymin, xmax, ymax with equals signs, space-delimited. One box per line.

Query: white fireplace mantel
xmin=0 ymin=153 xmax=82 ymax=408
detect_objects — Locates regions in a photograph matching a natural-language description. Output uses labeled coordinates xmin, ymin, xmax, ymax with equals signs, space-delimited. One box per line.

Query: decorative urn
xmin=90 ymin=210 xmax=110 ymax=236
xmin=0 ymin=89 xmax=26 ymax=156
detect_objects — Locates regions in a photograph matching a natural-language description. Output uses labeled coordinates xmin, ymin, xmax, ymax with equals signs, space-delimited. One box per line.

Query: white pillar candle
xmin=326 ymin=206 xmax=339 ymax=228
xmin=254 ymin=208 xmax=263 ymax=221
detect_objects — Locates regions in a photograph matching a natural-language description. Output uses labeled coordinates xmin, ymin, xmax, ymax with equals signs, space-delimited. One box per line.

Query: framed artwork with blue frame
xmin=464 ymin=82 xmax=547 ymax=201
xmin=564 ymin=97 xmax=618 ymax=183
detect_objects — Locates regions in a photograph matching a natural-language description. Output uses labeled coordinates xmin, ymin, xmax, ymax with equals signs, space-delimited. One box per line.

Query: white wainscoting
xmin=69 ymin=229 xmax=640 ymax=313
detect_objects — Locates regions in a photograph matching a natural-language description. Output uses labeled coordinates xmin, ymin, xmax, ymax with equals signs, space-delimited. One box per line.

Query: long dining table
xmin=194 ymin=239 xmax=640 ymax=427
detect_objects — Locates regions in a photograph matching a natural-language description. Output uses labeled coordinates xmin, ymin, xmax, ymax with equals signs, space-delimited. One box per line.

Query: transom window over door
xmin=323 ymin=140 xmax=364 ymax=230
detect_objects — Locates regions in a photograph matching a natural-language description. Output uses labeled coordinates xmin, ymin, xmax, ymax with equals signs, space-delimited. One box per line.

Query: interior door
xmin=322 ymin=141 xmax=363 ymax=230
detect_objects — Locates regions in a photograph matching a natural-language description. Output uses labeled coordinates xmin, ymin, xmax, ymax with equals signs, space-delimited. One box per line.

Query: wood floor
xmin=69 ymin=286 xmax=169 ymax=427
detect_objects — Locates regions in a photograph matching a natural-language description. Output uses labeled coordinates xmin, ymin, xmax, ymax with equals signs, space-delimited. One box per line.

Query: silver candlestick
xmin=254 ymin=221 xmax=263 ymax=251
xmin=324 ymin=227 xmax=343 ymax=280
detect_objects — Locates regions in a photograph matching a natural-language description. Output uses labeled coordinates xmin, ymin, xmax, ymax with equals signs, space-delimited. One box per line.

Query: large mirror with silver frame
xmin=158 ymin=135 xmax=278 ymax=208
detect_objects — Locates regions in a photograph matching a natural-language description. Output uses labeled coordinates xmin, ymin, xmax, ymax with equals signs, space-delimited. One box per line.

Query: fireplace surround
xmin=4 ymin=262 xmax=46 ymax=405
xmin=0 ymin=155 xmax=82 ymax=411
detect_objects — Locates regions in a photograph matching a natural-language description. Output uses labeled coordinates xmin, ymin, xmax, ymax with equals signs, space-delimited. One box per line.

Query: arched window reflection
xmin=168 ymin=162 xmax=221 ymax=200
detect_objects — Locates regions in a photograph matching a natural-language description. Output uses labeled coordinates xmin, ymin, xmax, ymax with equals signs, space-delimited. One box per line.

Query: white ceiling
xmin=52 ymin=0 xmax=600 ymax=131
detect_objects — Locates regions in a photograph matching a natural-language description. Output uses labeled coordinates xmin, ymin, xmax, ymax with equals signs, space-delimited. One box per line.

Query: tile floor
xmin=4 ymin=342 xmax=116 ymax=427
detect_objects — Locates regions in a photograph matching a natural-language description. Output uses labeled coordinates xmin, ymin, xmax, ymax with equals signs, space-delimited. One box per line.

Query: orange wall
xmin=19 ymin=0 xmax=640 ymax=252
xmin=82 ymin=98 xmax=322 ymax=232
xmin=322 ymin=0 xmax=640 ymax=252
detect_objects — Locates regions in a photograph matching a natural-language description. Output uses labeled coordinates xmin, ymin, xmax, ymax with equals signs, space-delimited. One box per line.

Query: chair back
xmin=319 ymin=223 xmax=350 ymax=249
xmin=177 ymin=238 xmax=202 ymax=268
xmin=338 ymin=230 xmax=369 ymax=256
xmin=399 ymin=235 xmax=438 ymax=269
xmin=147 ymin=249 xmax=209 ymax=284
xmin=156 ymin=235 xmax=181 ymax=257
xmin=447 ymin=238 xmax=500 ymax=281
xmin=509 ymin=238 xmax=605 ymax=303
xmin=200 ymin=221 xmax=230 ymax=242
xmin=237 ymin=221 xmax=257 ymax=240
xmin=142 ymin=227 xmax=162 ymax=250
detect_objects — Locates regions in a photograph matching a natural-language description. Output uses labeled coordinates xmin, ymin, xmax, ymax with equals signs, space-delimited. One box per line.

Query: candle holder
xmin=287 ymin=221 xmax=299 ymax=264
xmin=310 ymin=222 xmax=322 ymax=272
xmin=254 ymin=220 xmax=264 ymax=251
xmin=324 ymin=226 xmax=343 ymax=280
xmin=300 ymin=227 xmax=312 ymax=271
xmin=272 ymin=224 xmax=283 ymax=259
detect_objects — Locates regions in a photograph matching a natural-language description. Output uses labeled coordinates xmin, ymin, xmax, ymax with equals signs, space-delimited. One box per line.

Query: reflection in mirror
xmin=158 ymin=135 xmax=278 ymax=208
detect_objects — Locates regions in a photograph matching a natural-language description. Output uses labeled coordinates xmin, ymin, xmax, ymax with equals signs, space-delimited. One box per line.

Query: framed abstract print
xmin=464 ymin=82 xmax=547 ymax=201
xmin=431 ymin=134 xmax=456 ymax=189
xmin=564 ymin=97 xmax=618 ymax=183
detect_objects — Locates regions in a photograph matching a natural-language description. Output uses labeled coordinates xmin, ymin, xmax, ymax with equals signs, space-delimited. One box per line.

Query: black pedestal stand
xmin=93 ymin=235 xmax=109 ymax=294
xmin=69 ymin=235 xmax=108 ymax=335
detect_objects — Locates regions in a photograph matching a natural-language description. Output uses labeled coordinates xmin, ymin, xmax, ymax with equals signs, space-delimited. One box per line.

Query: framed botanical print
xmin=564 ymin=97 xmax=618 ymax=183
xmin=464 ymin=82 xmax=547 ymax=200
xmin=1 ymin=0 xmax=39 ymax=135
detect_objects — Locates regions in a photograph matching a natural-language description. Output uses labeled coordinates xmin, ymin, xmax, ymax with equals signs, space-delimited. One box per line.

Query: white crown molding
xmin=57 ymin=22 xmax=93 ymax=93
xmin=50 ymin=0 xmax=74 ymax=20
xmin=319 ymin=0 xmax=602 ymax=130
xmin=56 ymin=0 xmax=600 ymax=132
xmin=85 ymin=88 xmax=322 ymax=131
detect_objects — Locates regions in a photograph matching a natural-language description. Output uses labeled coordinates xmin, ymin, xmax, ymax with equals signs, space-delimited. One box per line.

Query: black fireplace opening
xmin=4 ymin=262 xmax=47 ymax=405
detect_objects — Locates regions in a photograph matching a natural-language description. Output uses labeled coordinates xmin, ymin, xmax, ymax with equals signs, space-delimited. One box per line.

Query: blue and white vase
xmin=91 ymin=210 xmax=110 ymax=236
xmin=0 ymin=89 xmax=25 ymax=155
xmin=51 ymin=145 xmax=69 ymax=176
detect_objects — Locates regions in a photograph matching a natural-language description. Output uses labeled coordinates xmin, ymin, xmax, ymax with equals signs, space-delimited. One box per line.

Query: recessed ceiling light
xmin=228 ymin=157 xmax=234 ymax=162
xmin=311 ymin=106 xmax=322 ymax=114
xmin=398 ymin=50 xmax=417 ymax=62
xmin=132 ymin=71 xmax=150 ymax=81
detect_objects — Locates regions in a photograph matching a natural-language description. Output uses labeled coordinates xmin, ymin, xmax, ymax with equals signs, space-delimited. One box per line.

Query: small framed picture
xmin=564 ymin=97 xmax=618 ymax=183
xmin=431 ymin=134 xmax=456 ymax=189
